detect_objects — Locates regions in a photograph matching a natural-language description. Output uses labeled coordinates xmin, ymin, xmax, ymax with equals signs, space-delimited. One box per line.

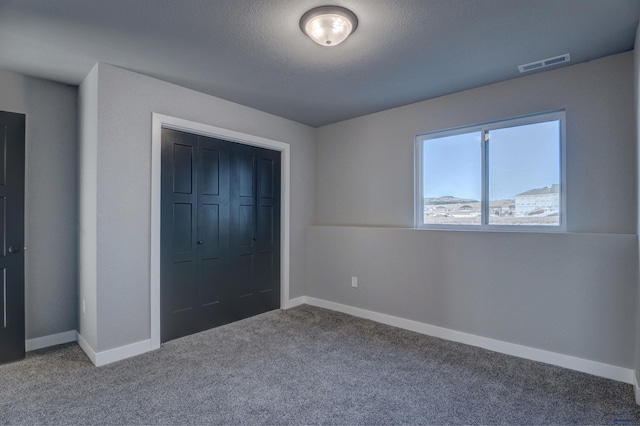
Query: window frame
xmin=414 ymin=110 xmax=567 ymax=232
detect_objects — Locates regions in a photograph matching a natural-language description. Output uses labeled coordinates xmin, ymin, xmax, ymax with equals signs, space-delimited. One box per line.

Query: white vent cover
xmin=518 ymin=54 xmax=571 ymax=73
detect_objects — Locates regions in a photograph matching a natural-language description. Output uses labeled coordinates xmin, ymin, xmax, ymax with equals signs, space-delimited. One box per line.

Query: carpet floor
xmin=1 ymin=305 xmax=638 ymax=425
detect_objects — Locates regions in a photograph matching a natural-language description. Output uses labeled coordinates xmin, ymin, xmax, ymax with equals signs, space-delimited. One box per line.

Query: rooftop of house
xmin=516 ymin=184 xmax=560 ymax=197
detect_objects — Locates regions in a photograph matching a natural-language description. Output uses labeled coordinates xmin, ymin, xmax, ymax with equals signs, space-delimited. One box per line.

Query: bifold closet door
xmin=229 ymin=144 xmax=281 ymax=321
xmin=161 ymin=128 xmax=280 ymax=343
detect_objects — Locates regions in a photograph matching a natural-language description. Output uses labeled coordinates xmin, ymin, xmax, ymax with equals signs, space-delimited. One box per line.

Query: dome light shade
xmin=300 ymin=6 xmax=358 ymax=47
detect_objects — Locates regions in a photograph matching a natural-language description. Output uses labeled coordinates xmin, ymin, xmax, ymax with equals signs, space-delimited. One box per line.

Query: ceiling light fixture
xmin=300 ymin=5 xmax=358 ymax=47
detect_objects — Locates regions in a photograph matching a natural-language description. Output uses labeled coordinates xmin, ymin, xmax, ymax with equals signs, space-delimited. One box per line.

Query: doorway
xmin=0 ymin=111 xmax=25 ymax=364
xmin=160 ymin=127 xmax=282 ymax=342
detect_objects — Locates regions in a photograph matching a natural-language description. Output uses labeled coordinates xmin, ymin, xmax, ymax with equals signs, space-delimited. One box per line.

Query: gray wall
xmin=316 ymin=52 xmax=635 ymax=233
xmin=306 ymin=227 xmax=637 ymax=367
xmin=0 ymin=69 xmax=78 ymax=340
xmin=309 ymin=52 xmax=637 ymax=369
xmin=78 ymin=65 xmax=99 ymax=349
xmin=80 ymin=63 xmax=316 ymax=352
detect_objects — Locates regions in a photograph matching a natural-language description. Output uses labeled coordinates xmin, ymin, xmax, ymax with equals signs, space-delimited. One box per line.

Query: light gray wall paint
xmin=78 ymin=65 xmax=99 ymax=349
xmin=84 ymin=63 xmax=316 ymax=351
xmin=317 ymin=52 xmax=636 ymax=234
xmin=0 ymin=68 xmax=78 ymax=340
xmin=306 ymin=227 xmax=637 ymax=367
xmin=310 ymin=52 xmax=638 ymax=370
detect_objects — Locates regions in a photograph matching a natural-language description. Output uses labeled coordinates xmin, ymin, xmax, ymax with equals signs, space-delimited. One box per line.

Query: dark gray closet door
xmin=161 ymin=128 xmax=280 ymax=343
xmin=0 ymin=111 xmax=25 ymax=364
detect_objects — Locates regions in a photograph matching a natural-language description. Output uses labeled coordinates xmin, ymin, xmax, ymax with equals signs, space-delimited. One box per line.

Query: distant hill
xmin=424 ymin=196 xmax=479 ymax=205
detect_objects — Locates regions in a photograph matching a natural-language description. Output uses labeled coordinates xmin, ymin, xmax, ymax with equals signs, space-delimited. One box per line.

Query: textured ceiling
xmin=0 ymin=0 xmax=638 ymax=127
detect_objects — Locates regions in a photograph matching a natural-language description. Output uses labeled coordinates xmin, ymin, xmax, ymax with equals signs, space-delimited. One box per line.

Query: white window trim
xmin=414 ymin=110 xmax=567 ymax=232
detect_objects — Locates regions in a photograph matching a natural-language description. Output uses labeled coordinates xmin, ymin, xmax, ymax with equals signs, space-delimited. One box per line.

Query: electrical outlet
xmin=351 ymin=276 xmax=358 ymax=288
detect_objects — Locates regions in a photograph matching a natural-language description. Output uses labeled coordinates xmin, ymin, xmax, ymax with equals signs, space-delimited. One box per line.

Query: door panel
xmin=258 ymin=205 xmax=274 ymax=244
xmin=161 ymin=129 xmax=198 ymax=342
xmin=0 ymin=198 xmax=5 ymax=256
xmin=255 ymin=252 xmax=274 ymax=292
xmin=196 ymin=136 xmax=230 ymax=330
xmin=238 ymin=205 xmax=254 ymax=247
xmin=200 ymin=204 xmax=220 ymax=247
xmin=230 ymin=145 xmax=257 ymax=319
xmin=238 ymin=155 xmax=254 ymax=197
xmin=172 ymin=204 xmax=193 ymax=252
xmin=237 ymin=255 xmax=254 ymax=298
xmin=255 ymin=148 xmax=280 ymax=313
xmin=172 ymin=144 xmax=193 ymax=194
xmin=171 ymin=261 xmax=195 ymax=313
xmin=161 ymin=128 xmax=280 ymax=343
xmin=200 ymin=258 xmax=223 ymax=305
xmin=231 ymin=145 xmax=281 ymax=315
xmin=200 ymin=148 xmax=220 ymax=195
xmin=0 ymin=268 xmax=6 ymax=327
xmin=0 ymin=111 xmax=25 ymax=364
xmin=0 ymin=135 xmax=5 ymax=186
xmin=258 ymin=158 xmax=274 ymax=198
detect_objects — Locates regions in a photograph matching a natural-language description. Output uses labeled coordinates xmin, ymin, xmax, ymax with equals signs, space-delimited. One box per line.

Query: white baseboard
xmin=93 ymin=339 xmax=152 ymax=367
xmin=76 ymin=332 xmax=97 ymax=365
xmin=62 ymin=294 xmax=308 ymax=366
xmin=77 ymin=332 xmax=153 ymax=367
xmin=26 ymin=330 xmax=77 ymax=352
xmin=74 ymin=295 xmax=304 ymax=366
xmin=283 ymin=296 xmax=306 ymax=309
xmin=303 ymin=296 xmax=635 ymax=385
xmin=33 ymin=297 xmax=636 ymax=385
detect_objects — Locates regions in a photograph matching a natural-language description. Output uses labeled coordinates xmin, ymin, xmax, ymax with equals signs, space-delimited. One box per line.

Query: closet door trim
xmin=150 ymin=113 xmax=291 ymax=350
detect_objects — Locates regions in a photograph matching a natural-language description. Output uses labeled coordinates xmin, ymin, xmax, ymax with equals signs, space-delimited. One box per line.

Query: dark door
xmin=230 ymin=144 xmax=281 ymax=321
xmin=161 ymin=129 xmax=280 ymax=342
xmin=0 ymin=111 xmax=25 ymax=364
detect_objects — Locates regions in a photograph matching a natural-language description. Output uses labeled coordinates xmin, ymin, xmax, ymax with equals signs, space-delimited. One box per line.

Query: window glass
xmin=487 ymin=121 xmax=560 ymax=226
xmin=422 ymin=132 xmax=481 ymax=225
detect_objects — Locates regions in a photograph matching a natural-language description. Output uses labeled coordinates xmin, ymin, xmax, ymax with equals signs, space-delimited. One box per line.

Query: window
xmin=415 ymin=111 xmax=565 ymax=230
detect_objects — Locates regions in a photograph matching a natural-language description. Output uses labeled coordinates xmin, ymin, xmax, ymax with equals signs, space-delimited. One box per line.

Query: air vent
xmin=518 ymin=54 xmax=571 ymax=73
